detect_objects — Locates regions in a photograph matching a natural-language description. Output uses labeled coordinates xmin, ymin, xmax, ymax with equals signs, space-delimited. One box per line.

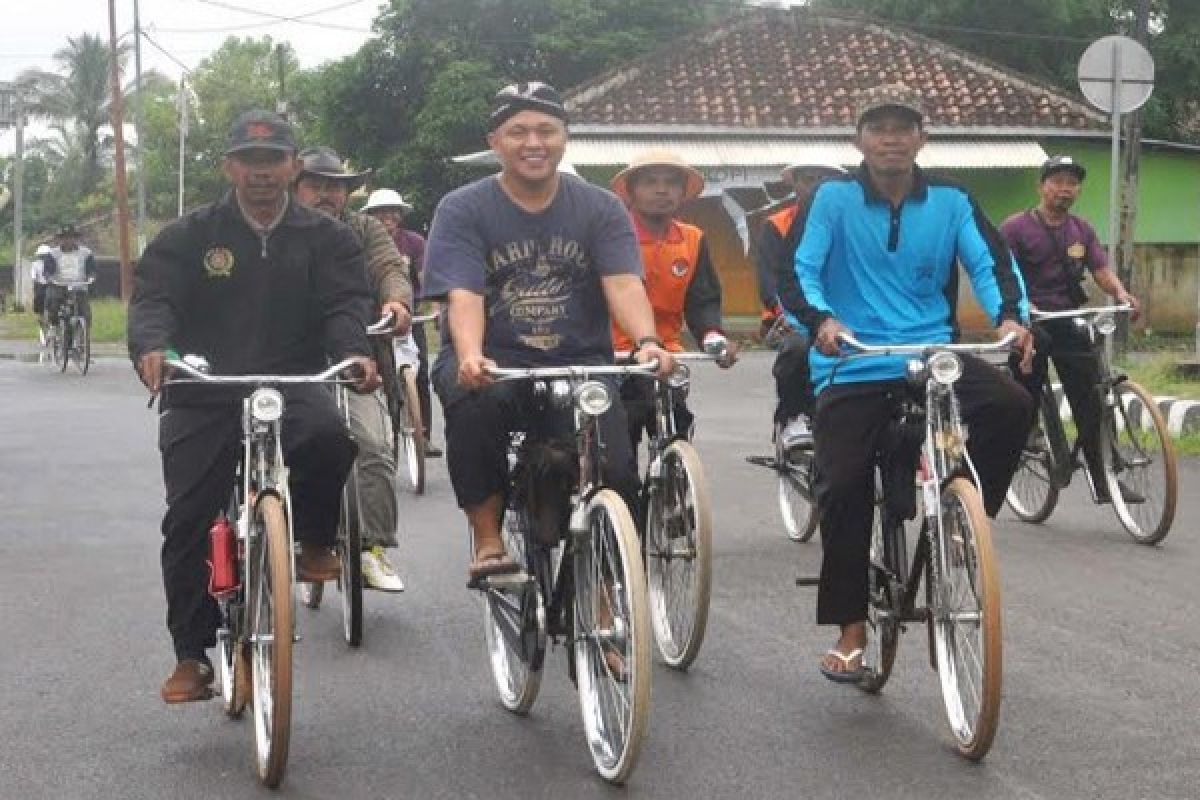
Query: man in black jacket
xmin=128 ymin=110 xmax=377 ymax=703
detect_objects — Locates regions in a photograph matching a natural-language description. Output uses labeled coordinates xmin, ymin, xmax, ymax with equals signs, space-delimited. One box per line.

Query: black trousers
xmin=433 ymin=357 xmax=640 ymax=515
xmin=619 ymin=376 xmax=693 ymax=455
xmin=43 ymin=285 xmax=91 ymax=325
xmin=772 ymin=331 xmax=814 ymax=425
xmin=1019 ymin=319 xmax=1106 ymax=488
xmin=158 ymin=385 xmax=355 ymax=660
xmin=811 ymin=356 xmax=1034 ymax=626
xmin=412 ymin=322 xmax=434 ymax=439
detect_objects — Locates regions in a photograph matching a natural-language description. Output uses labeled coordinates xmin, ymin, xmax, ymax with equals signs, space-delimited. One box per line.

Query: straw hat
xmin=611 ymin=150 xmax=705 ymax=204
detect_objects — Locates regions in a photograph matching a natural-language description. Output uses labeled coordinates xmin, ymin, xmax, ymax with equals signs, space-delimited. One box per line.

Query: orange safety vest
xmin=761 ymin=204 xmax=801 ymax=318
xmin=612 ymin=215 xmax=705 ymax=353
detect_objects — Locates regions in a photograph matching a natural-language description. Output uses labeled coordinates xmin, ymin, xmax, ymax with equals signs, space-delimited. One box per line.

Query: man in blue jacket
xmin=785 ymin=84 xmax=1035 ymax=683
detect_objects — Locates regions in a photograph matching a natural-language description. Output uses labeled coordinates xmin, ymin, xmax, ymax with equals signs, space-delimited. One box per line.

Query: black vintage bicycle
xmin=475 ymin=362 xmax=655 ymax=784
xmin=390 ymin=312 xmax=437 ymax=494
xmin=45 ymin=278 xmax=93 ymax=375
xmin=1006 ymin=305 xmax=1177 ymax=545
xmin=165 ymin=356 xmax=362 ymax=787
xmin=806 ymin=332 xmax=1014 ymax=761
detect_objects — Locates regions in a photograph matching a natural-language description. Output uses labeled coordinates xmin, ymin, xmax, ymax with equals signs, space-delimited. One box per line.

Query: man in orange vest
xmin=754 ymin=161 xmax=846 ymax=449
xmin=610 ymin=151 xmax=736 ymax=450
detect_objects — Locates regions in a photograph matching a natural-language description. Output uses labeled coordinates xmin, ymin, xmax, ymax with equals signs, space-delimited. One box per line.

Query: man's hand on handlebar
xmin=635 ymin=343 xmax=674 ymax=378
xmin=137 ymin=350 xmax=168 ymax=393
xmin=815 ymin=317 xmax=850 ymax=356
xmin=458 ymin=353 xmax=498 ymax=390
xmin=1116 ymin=291 xmax=1141 ymax=322
xmin=345 ymin=356 xmax=381 ymax=393
xmin=998 ymin=318 xmax=1034 ymax=375
xmin=381 ymin=301 xmax=412 ymax=334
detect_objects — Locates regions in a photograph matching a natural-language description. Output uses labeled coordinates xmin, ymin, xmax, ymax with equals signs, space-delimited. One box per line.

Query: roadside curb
xmin=1051 ymin=383 xmax=1200 ymax=437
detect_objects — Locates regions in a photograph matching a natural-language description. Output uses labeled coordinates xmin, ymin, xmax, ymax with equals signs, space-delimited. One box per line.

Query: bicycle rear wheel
xmin=216 ymin=609 xmax=251 ymax=718
xmin=395 ymin=368 xmax=426 ymax=494
xmin=1106 ymin=381 xmax=1177 ymax=545
xmin=249 ymin=494 xmax=294 ymax=787
xmin=859 ymin=496 xmax=899 ymax=693
xmin=573 ymin=489 xmax=651 ymax=784
xmin=337 ymin=466 xmax=364 ymax=646
xmin=1006 ymin=402 xmax=1060 ymax=524
xmin=930 ymin=478 xmax=1002 ymax=761
xmin=776 ymin=425 xmax=818 ymax=542
xmin=72 ymin=317 xmax=90 ymax=375
xmin=646 ymin=440 xmax=712 ymax=670
xmin=481 ymin=508 xmax=545 ymax=714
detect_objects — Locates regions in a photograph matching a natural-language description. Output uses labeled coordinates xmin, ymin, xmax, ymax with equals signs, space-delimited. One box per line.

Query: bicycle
xmin=475 ymin=362 xmax=654 ymax=784
xmin=390 ymin=312 xmax=437 ymax=494
xmin=44 ymin=278 xmax=93 ymax=375
xmin=624 ymin=351 xmax=719 ymax=670
xmin=802 ymin=332 xmax=1013 ymax=761
xmin=300 ymin=314 xmax=396 ymax=645
xmin=1006 ymin=305 xmax=1178 ymax=545
xmin=165 ymin=355 xmax=361 ymax=787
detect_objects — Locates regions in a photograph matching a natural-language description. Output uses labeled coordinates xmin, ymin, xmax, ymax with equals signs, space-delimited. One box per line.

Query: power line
xmin=139 ymin=30 xmax=194 ymax=75
xmin=183 ymin=0 xmax=374 ymax=34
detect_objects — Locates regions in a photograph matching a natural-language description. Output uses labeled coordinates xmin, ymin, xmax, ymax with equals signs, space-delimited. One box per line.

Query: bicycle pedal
xmin=473 ymin=570 xmax=530 ymax=592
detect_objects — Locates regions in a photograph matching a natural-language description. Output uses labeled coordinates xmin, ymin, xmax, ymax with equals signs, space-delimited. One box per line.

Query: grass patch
xmin=0 ymin=298 xmax=127 ymax=344
xmin=1114 ymin=354 xmax=1200 ymax=401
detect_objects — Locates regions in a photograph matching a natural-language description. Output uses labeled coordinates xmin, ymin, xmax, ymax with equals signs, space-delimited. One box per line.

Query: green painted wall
xmin=953 ymin=140 xmax=1200 ymax=245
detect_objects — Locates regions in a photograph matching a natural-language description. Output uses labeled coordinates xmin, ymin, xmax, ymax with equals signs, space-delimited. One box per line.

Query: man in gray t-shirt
xmin=422 ymin=81 xmax=673 ymax=586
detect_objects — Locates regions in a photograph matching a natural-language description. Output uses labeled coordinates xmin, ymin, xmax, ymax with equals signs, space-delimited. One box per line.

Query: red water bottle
xmin=208 ymin=514 xmax=239 ymax=596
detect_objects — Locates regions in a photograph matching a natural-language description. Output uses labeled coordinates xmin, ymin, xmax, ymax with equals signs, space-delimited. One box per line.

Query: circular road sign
xmin=1078 ymin=35 xmax=1154 ymax=114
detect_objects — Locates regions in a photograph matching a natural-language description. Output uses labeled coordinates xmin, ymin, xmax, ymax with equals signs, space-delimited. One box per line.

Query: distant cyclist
xmin=41 ymin=224 xmax=96 ymax=331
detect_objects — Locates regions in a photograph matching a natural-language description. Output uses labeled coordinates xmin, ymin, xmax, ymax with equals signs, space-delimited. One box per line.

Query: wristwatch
xmin=634 ymin=336 xmax=664 ymax=352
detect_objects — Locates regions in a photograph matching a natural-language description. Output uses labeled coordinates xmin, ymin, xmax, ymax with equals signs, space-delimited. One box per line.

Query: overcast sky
xmin=2 ymin=0 xmax=388 ymax=153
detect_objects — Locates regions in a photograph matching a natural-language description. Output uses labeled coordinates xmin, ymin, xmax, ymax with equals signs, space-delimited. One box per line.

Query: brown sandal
xmin=467 ymin=547 xmax=521 ymax=588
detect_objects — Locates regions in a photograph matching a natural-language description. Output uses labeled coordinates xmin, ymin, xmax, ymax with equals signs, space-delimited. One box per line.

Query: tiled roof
xmin=565 ymin=9 xmax=1106 ymax=131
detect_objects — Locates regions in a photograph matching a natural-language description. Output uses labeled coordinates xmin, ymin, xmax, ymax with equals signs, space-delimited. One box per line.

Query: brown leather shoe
xmin=296 ymin=544 xmax=341 ymax=582
xmin=161 ymin=659 xmax=215 ymax=704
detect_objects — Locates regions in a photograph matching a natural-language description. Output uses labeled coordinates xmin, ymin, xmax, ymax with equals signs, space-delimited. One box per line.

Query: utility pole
xmin=1 ymin=83 xmax=26 ymax=308
xmin=108 ymin=0 xmax=134 ymax=303
xmin=275 ymin=43 xmax=289 ymax=120
xmin=177 ymin=76 xmax=188 ymax=217
xmin=1115 ymin=0 xmax=1151 ymax=349
xmin=133 ymin=0 xmax=146 ymax=254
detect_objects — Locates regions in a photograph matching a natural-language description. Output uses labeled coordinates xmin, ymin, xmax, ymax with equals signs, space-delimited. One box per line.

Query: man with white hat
xmin=363 ymin=187 xmax=440 ymax=457
xmin=609 ymin=150 xmax=736 ymax=453
xmin=755 ymin=161 xmax=847 ymax=450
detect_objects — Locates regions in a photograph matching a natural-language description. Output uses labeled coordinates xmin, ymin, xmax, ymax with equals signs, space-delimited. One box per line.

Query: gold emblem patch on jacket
xmin=670 ymin=258 xmax=690 ymax=278
xmin=1067 ymin=243 xmax=1086 ymax=260
xmin=204 ymin=247 xmax=235 ymax=277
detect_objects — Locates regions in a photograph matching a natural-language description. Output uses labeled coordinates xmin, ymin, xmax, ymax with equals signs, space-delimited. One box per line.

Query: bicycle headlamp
xmin=928 ymin=351 xmax=963 ymax=386
xmin=666 ymin=363 xmax=691 ymax=390
xmin=575 ymin=380 xmax=612 ymax=416
xmin=1094 ymin=312 xmax=1117 ymax=336
xmin=249 ymin=388 xmax=285 ymax=423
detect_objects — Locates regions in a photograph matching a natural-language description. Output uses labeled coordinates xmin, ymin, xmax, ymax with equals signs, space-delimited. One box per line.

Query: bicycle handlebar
xmin=48 ymin=277 xmax=95 ymax=289
xmin=1030 ymin=304 xmax=1133 ymax=321
xmin=613 ymin=351 xmax=716 ymax=363
xmin=836 ymin=332 xmax=1018 ymax=356
xmin=366 ymin=312 xmax=395 ymax=336
xmin=485 ymin=362 xmax=658 ymax=381
xmin=164 ymin=357 xmax=362 ymax=386
xmin=412 ymin=313 xmax=438 ymax=324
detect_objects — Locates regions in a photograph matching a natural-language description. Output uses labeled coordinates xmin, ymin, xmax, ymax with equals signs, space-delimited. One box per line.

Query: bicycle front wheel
xmin=930 ymin=477 xmax=1002 ymax=761
xmin=1106 ymin=381 xmax=1178 ymax=545
xmin=1006 ymin=403 xmax=1060 ymax=524
xmin=395 ymin=368 xmax=426 ymax=494
xmin=573 ymin=489 xmax=651 ymax=784
xmin=646 ymin=440 xmax=712 ymax=670
xmin=338 ymin=465 xmax=364 ymax=646
xmin=72 ymin=317 xmax=90 ymax=375
xmin=249 ymin=494 xmax=294 ymax=787
xmin=776 ymin=427 xmax=818 ymax=542
xmin=56 ymin=320 xmax=69 ymax=372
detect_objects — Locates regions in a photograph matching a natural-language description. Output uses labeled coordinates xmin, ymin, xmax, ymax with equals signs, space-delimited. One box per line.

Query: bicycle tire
xmin=1005 ymin=400 xmax=1060 ymax=524
xmin=216 ymin=617 xmax=251 ymax=718
xmin=481 ymin=509 xmax=546 ymax=714
xmin=646 ymin=440 xmax=712 ymax=670
xmin=72 ymin=316 xmax=90 ymax=375
xmin=930 ymin=477 xmax=1002 ymax=761
xmin=56 ymin=319 xmax=69 ymax=373
xmin=338 ymin=465 xmax=364 ymax=646
xmin=250 ymin=494 xmax=293 ymax=787
xmin=859 ymin=494 xmax=899 ymax=694
xmin=396 ymin=367 xmax=426 ymax=494
xmin=573 ymin=488 xmax=651 ymax=784
xmin=776 ymin=425 xmax=818 ymax=542
xmin=1105 ymin=381 xmax=1178 ymax=545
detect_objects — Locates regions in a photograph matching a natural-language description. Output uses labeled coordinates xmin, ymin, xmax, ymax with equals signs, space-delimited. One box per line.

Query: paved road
xmin=1 ymin=353 xmax=1196 ymax=799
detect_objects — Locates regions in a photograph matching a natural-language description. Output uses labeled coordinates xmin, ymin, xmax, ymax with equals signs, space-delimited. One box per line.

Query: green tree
xmin=294 ymin=0 xmax=732 ymax=223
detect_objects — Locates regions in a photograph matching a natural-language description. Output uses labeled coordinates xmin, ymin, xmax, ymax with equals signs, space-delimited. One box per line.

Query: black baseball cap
xmin=488 ymin=82 xmax=569 ymax=132
xmin=1040 ymin=155 xmax=1087 ymax=182
xmin=225 ymin=110 xmax=297 ymax=156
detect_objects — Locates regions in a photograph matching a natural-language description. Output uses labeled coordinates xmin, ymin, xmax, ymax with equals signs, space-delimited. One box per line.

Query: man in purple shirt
xmin=1000 ymin=155 xmax=1141 ymax=503
xmin=364 ymin=189 xmax=441 ymax=456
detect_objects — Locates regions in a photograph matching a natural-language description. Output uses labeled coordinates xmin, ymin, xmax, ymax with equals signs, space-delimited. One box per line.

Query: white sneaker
xmin=362 ymin=546 xmax=405 ymax=592
xmin=780 ymin=415 xmax=813 ymax=449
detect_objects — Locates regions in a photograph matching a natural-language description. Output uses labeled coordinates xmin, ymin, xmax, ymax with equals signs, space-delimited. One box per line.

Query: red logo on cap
xmin=246 ymin=122 xmax=275 ymax=140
